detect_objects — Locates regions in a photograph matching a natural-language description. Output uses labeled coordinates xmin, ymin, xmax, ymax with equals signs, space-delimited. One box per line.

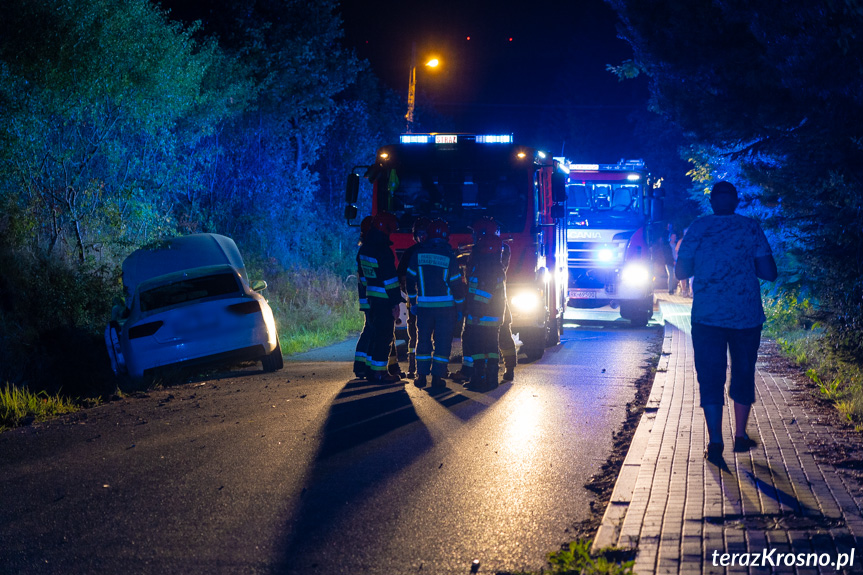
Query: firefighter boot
xmin=469 ymin=360 xmax=486 ymax=391
xmin=352 ymin=360 xmax=367 ymax=380
xmin=414 ymin=374 xmax=428 ymax=388
xmin=486 ymin=358 xmax=500 ymax=390
xmin=371 ymin=370 xmax=401 ymax=384
xmin=502 ymin=367 xmax=515 ymax=382
xmin=407 ymin=352 xmax=417 ymax=379
xmin=431 ymin=374 xmax=446 ymax=389
xmin=450 ymin=367 xmax=470 ymax=383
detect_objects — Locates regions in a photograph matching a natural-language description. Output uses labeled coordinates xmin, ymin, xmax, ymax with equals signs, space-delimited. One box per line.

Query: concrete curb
xmin=591 ymin=313 xmax=673 ymax=552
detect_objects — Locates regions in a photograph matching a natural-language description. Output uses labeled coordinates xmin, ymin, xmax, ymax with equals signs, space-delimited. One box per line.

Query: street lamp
xmin=405 ymin=43 xmax=440 ymax=133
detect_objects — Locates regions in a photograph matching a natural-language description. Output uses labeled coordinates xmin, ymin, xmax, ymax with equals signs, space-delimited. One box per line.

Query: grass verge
xmin=763 ymin=294 xmax=863 ymax=426
xmin=499 ymin=539 xmax=635 ymax=575
xmin=0 ymin=384 xmax=78 ymax=432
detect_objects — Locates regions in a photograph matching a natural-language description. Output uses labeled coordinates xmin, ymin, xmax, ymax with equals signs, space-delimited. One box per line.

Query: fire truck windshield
xmin=373 ymin=144 xmax=531 ymax=234
xmin=568 ymin=183 xmax=641 ymax=212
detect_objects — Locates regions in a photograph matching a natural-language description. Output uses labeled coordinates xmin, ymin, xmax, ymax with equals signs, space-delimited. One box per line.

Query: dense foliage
xmin=607 ymin=0 xmax=863 ymax=357
xmin=0 ymin=0 xmax=402 ymax=393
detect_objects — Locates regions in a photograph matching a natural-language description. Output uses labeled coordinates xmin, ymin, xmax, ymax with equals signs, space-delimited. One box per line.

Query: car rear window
xmin=140 ymin=273 xmax=242 ymax=312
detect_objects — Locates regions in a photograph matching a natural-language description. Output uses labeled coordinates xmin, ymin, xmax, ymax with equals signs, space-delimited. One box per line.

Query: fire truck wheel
xmin=520 ymin=328 xmax=546 ymax=361
xmin=620 ymin=298 xmax=653 ymax=327
xmin=546 ymin=315 xmax=561 ymax=346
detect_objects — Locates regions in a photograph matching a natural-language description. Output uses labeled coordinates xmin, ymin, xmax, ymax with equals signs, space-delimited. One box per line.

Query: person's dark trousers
xmin=415 ymin=307 xmax=457 ymax=377
xmin=666 ymin=264 xmax=676 ymax=293
xmin=366 ymin=307 xmax=396 ymax=378
xmin=691 ymin=322 xmax=762 ymax=407
xmin=353 ymin=310 xmax=371 ymax=378
xmin=499 ymin=303 xmax=516 ymax=370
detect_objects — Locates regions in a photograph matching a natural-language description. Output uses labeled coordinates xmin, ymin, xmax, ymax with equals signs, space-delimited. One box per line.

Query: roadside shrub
xmin=0 ymin=247 xmax=121 ymax=398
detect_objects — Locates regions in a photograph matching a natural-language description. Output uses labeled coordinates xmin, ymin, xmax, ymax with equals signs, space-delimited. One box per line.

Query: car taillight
xmin=228 ymin=300 xmax=260 ymax=315
xmin=128 ymin=321 xmax=164 ymax=339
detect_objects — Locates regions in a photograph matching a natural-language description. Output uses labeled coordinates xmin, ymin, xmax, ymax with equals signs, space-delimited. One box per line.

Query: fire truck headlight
xmin=598 ymin=248 xmax=614 ymax=262
xmin=621 ymin=263 xmax=650 ymax=286
xmin=511 ymin=291 xmax=540 ymax=312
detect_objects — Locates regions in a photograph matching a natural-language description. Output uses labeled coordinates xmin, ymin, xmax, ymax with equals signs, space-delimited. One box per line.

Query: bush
xmin=0 ymin=247 xmax=120 ymax=398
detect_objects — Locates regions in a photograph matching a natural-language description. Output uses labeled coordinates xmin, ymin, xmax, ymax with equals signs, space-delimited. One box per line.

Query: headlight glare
xmin=510 ymin=291 xmax=540 ymax=312
xmin=621 ymin=264 xmax=650 ymax=286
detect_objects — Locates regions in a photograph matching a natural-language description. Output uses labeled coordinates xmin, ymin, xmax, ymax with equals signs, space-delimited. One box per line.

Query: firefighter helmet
xmin=426 ymin=218 xmax=450 ymax=241
xmin=371 ymin=212 xmax=399 ymax=235
xmin=475 ymin=234 xmax=503 ymax=256
xmin=360 ymin=216 xmax=374 ymax=236
xmin=470 ymin=217 xmax=500 ymax=237
xmin=412 ymin=216 xmax=431 ymax=240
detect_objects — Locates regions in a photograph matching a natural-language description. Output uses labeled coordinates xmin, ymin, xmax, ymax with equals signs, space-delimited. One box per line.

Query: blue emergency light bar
xmin=399 ymin=134 xmax=514 ymax=144
xmin=568 ymin=159 xmax=645 ymax=171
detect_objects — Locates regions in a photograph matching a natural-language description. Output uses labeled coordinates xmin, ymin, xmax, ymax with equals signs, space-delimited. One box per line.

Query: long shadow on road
xmin=274 ymin=377 xmax=434 ymax=573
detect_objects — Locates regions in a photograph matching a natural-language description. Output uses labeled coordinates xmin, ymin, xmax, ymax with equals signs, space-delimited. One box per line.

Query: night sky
xmin=338 ymin=0 xmax=649 ymax=155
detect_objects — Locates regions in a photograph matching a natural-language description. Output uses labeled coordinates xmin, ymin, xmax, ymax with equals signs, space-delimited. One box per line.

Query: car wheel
xmin=262 ymin=339 xmax=284 ymax=372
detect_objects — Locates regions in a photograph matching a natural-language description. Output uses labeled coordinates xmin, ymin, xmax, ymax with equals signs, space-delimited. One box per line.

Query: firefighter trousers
xmin=353 ymin=310 xmax=371 ymax=377
xmin=415 ymin=307 xmax=456 ymax=377
xmin=463 ymin=324 xmax=501 ymax=384
xmin=407 ymin=308 xmax=418 ymax=373
xmin=366 ymin=307 xmax=396 ymax=375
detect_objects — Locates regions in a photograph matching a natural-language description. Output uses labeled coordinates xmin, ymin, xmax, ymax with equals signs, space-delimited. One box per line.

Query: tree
xmin=606 ymin=0 xmax=863 ymax=355
xmin=0 ymin=0 xmax=250 ymax=262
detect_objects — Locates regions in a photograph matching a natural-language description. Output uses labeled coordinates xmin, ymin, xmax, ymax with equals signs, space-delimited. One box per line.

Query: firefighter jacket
xmin=465 ymin=240 xmax=511 ymax=273
xmin=465 ymin=256 xmax=507 ymax=327
xmin=355 ymin=239 xmax=370 ymax=312
xmin=357 ymin=230 xmax=403 ymax=309
xmin=406 ymin=240 xmax=465 ymax=310
xmin=397 ymin=241 xmax=423 ymax=293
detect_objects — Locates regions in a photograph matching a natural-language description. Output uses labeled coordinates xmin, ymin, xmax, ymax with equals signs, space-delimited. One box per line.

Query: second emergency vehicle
xmin=561 ymin=159 xmax=661 ymax=326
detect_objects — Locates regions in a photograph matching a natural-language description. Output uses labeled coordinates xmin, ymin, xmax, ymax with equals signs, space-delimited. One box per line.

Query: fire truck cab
xmin=561 ymin=159 xmax=661 ymax=326
xmin=346 ymin=133 xmax=569 ymax=360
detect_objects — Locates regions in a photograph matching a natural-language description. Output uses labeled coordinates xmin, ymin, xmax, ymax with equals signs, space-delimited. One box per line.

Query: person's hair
xmin=709 ymin=181 xmax=739 ymax=215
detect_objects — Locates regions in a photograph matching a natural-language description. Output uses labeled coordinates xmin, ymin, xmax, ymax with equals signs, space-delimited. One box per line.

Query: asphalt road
xmin=0 ymin=308 xmax=661 ymax=575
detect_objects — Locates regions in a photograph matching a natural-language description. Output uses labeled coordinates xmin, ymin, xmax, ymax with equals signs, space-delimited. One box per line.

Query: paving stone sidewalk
xmin=593 ymin=294 xmax=863 ymax=574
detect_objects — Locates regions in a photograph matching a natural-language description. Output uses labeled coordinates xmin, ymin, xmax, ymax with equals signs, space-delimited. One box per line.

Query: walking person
xmin=675 ymin=181 xmax=777 ymax=462
xmin=397 ymin=217 xmax=430 ymax=379
xmin=463 ymin=234 xmax=507 ymax=391
xmin=357 ymin=212 xmax=404 ymax=383
xmin=668 ymin=230 xmax=679 ymax=295
xmin=676 ymin=227 xmax=692 ymax=297
xmin=662 ymin=225 xmax=677 ymax=295
xmin=405 ymin=219 xmax=464 ymax=389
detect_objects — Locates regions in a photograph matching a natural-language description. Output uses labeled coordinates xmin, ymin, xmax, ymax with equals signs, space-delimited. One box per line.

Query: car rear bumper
xmin=141 ymin=344 xmax=268 ymax=379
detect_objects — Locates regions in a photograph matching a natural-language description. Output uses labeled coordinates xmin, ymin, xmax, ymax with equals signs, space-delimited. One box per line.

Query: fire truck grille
xmin=567 ymin=240 xmax=627 ymax=268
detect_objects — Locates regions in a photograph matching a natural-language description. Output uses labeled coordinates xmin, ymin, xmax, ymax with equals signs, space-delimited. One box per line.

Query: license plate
xmin=569 ymin=289 xmax=596 ymax=299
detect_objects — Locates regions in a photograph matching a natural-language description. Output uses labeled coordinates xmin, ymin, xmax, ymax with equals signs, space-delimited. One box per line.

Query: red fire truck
xmin=561 ymin=159 xmax=661 ymax=326
xmin=345 ymin=133 xmax=569 ymax=360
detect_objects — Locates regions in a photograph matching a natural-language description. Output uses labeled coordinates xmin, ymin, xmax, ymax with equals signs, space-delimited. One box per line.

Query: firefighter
xmin=357 ymin=212 xmax=404 ymax=383
xmin=406 ymin=219 xmax=465 ymax=388
xmin=397 ymin=216 xmax=431 ymax=378
xmin=463 ymin=234 xmax=507 ymax=391
xmin=353 ymin=216 xmax=375 ymax=379
xmin=452 ymin=217 xmax=517 ymax=383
